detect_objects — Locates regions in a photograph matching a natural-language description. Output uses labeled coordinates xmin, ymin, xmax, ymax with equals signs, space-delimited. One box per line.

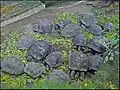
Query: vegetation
xmin=1 ymin=11 xmax=119 ymax=89
xmin=54 ymin=12 xmax=79 ymax=24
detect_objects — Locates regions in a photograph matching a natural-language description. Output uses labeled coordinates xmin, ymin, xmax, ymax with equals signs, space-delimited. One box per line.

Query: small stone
xmin=88 ymin=36 xmax=108 ymax=53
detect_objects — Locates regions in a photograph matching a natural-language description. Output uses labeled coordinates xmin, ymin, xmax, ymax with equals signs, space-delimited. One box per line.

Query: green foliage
xmin=1 ymin=73 xmax=33 ymax=89
xmin=98 ymin=15 xmax=119 ymax=44
xmin=82 ymin=30 xmax=94 ymax=41
xmin=33 ymin=79 xmax=71 ymax=89
xmin=54 ymin=12 xmax=79 ymax=24
xmin=1 ymin=31 xmax=28 ymax=64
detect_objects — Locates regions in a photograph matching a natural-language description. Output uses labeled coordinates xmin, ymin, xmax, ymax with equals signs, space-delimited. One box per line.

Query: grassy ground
xmin=0 ymin=12 xmax=119 ymax=89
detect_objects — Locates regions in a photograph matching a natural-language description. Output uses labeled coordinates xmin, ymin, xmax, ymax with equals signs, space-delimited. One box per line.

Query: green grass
xmin=32 ymin=79 xmax=72 ymax=89
xmin=1 ymin=12 xmax=119 ymax=89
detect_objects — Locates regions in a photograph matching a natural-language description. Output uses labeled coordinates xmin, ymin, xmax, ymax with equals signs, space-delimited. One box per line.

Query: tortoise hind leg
xmin=77 ymin=46 xmax=81 ymax=51
xmin=45 ymin=63 xmax=52 ymax=71
xmin=79 ymin=72 xmax=85 ymax=81
xmin=69 ymin=70 xmax=76 ymax=80
xmin=74 ymin=71 xmax=80 ymax=79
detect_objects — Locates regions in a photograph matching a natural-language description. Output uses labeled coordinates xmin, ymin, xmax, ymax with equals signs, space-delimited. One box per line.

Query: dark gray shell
xmin=24 ymin=62 xmax=43 ymax=78
xmin=49 ymin=44 xmax=61 ymax=52
xmin=47 ymin=70 xmax=70 ymax=83
xmin=60 ymin=24 xmax=82 ymax=38
xmin=72 ymin=33 xmax=86 ymax=47
xmin=17 ymin=35 xmax=36 ymax=50
xmin=55 ymin=20 xmax=72 ymax=30
xmin=33 ymin=19 xmax=53 ymax=34
xmin=87 ymin=24 xmax=102 ymax=35
xmin=44 ymin=51 xmax=62 ymax=68
xmin=27 ymin=40 xmax=51 ymax=62
xmin=104 ymin=23 xmax=114 ymax=32
xmin=80 ymin=14 xmax=98 ymax=27
xmin=1 ymin=56 xmax=25 ymax=75
xmin=69 ymin=51 xmax=88 ymax=71
xmin=88 ymin=36 xmax=108 ymax=53
xmin=88 ymin=55 xmax=103 ymax=71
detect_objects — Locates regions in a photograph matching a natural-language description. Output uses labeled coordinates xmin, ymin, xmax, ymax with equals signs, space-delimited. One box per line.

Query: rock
xmin=33 ymin=19 xmax=54 ymax=34
xmin=47 ymin=70 xmax=70 ymax=83
xmin=17 ymin=35 xmax=36 ymax=50
xmin=24 ymin=62 xmax=44 ymax=78
xmin=1 ymin=56 xmax=25 ymax=75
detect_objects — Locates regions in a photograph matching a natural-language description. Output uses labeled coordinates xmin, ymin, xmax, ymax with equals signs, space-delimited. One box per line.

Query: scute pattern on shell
xmin=60 ymin=23 xmax=82 ymax=38
xmin=88 ymin=55 xmax=103 ymax=71
xmin=24 ymin=62 xmax=44 ymax=78
xmin=80 ymin=14 xmax=98 ymax=27
xmin=69 ymin=51 xmax=88 ymax=71
xmin=87 ymin=24 xmax=102 ymax=35
xmin=72 ymin=33 xmax=86 ymax=47
xmin=33 ymin=19 xmax=54 ymax=34
xmin=47 ymin=70 xmax=70 ymax=83
xmin=44 ymin=51 xmax=62 ymax=68
xmin=55 ymin=20 xmax=72 ymax=30
xmin=27 ymin=40 xmax=51 ymax=62
xmin=17 ymin=35 xmax=36 ymax=50
xmin=1 ymin=56 xmax=25 ymax=75
xmin=88 ymin=36 xmax=108 ymax=53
